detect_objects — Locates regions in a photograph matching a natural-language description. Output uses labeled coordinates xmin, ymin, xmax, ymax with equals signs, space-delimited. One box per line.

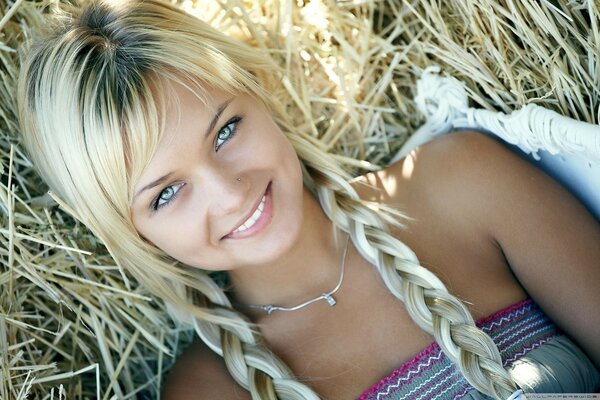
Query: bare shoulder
xmin=161 ymin=338 xmax=251 ymax=400
xmin=359 ymin=130 xmax=600 ymax=367
xmin=351 ymin=130 xmax=509 ymax=243
xmin=351 ymin=130 xmax=502 ymax=214
xmin=350 ymin=131 xmax=529 ymax=315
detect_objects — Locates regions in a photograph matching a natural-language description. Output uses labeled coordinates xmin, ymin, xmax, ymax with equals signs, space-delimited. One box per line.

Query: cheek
xmin=240 ymin=123 xmax=301 ymax=182
xmin=140 ymin=223 xmax=174 ymax=255
xmin=137 ymin=212 xmax=202 ymax=258
xmin=283 ymin=140 xmax=304 ymax=187
xmin=268 ymin=130 xmax=301 ymax=172
xmin=286 ymin=146 xmax=303 ymax=186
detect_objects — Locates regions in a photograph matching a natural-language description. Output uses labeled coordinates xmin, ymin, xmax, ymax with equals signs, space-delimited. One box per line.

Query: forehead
xmin=161 ymin=79 xmax=228 ymax=130
xmin=131 ymin=79 xmax=235 ymax=191
xmin=151 ymin=78 xmax=231 ymax=147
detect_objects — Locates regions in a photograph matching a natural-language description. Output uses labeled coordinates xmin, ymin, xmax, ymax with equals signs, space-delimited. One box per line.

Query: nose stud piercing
xmin=236 ymin=178 xmax=241 ymax=182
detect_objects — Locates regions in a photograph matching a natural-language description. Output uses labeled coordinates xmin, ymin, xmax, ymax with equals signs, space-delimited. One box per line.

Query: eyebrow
xmin=133 ymin=97 xmax=235 ymax=201
xmin=204 ymin=98 xmax=234 ymax=139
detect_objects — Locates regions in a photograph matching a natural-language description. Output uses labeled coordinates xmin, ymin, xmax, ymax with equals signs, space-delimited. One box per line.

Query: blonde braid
xmin=295 ymin=136 xmax=521 ymax=399
xmin=168 ymin=274 xmax=321 ymax=399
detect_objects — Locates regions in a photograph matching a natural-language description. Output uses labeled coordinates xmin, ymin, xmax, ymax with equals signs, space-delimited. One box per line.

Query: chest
xmin=260 ymin=203 xmax=528 ymax=399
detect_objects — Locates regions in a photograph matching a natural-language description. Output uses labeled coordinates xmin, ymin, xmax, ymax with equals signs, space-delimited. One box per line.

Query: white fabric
xmin=391 ymin=66 xmax=600 ymax=221
xmin=506 ymin=389 xmax=527 ymax=400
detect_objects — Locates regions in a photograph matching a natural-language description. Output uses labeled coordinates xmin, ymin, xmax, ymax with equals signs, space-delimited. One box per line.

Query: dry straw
xmin=1 ymin=0 xmax=598 ymax=398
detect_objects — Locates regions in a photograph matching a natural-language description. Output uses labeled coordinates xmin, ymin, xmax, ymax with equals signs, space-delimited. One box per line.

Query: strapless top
xmin=357 ymin=298 xmax=600 ymax=399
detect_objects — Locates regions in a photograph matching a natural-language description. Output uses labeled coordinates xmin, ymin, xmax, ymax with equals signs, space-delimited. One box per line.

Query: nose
xmin=199 ymin=166 xmax=249 ymax=217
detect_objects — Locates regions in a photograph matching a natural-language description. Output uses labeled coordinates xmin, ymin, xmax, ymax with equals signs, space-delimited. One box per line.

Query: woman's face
xmin=131 ymin=80 xmax=304 ymax=270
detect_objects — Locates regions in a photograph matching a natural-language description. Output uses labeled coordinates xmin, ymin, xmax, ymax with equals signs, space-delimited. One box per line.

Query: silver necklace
xmin=246 ymin=235 xmax=350 ymax=315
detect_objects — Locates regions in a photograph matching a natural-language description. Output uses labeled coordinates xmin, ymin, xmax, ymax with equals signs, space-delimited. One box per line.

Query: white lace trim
xmin=506 ymin=389 xmax=528 ymax=400
xmin=390 ymin=65 xmax=600 ymax=165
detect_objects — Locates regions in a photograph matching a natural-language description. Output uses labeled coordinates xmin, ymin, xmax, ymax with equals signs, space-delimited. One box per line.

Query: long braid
xmin=168 ymin=274 xmax=322 ymax=399
xmin=295 ymin=135 xmax=521 ymax=399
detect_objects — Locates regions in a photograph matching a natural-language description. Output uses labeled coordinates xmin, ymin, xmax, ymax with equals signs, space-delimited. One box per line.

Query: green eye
xmin=152 ymin=183 xmax=184 ymax=211
xmin=159 ymin=186 xmax=175 ymax=203
xmin=216 ymin=125 xmax=232 ymax=146
xmin=215 ymin=116 xmax=242 ymax=150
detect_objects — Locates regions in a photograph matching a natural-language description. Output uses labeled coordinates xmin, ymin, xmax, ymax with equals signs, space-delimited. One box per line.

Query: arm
xmin=419 ymin=131 xmax=600 ymax=369
xmin=161 ymin=338 xmax=252 ymax=400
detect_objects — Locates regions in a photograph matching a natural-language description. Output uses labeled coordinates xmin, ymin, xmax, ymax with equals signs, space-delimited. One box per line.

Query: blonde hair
xmin=17 ymin=0 xmax=521 ymax=398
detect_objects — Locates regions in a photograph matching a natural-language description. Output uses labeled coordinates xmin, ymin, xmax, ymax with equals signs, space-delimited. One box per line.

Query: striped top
xmin=357 ymin=298 xmax=600 ymax=399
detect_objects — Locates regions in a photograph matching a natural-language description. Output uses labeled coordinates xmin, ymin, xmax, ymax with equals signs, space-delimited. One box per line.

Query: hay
xmin=1 ymin=0 xmax=598 ymax=398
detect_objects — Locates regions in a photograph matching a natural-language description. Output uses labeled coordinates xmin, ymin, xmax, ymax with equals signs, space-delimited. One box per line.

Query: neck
xmin=227 ymin=187 xmax=348 ymax=322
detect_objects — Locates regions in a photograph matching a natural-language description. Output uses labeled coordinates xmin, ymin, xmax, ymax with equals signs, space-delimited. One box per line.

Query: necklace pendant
xmin=323 ymin=293 xmax=336 ymax=306
xmin=264 ymin=305 xmax=275 ymax=314
xmin=245 ymin=236 xmax=349 ymax=315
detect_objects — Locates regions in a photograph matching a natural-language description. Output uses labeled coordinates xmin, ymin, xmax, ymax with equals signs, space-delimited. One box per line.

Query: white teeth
xmin=233 ymin=195 xmax=266 ymax=233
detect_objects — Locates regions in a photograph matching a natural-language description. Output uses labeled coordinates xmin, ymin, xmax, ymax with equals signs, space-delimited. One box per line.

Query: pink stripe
xmin=452 ymin=383 xmax=475 ymax=400
xmin=405 ymin=368 xmax=459 ymax=400
xmin=357 ymin=297 xmax=535 ymax=400
xmin=475 ymin=298 xmax=533 ymax=327
xmin=493 ymin=314 xmax=547 ymax=347
xmin=503 ymin=332 xmax=558 ymax=365
xmin=357 ymin=343 xmax=442 ymax=400
xmin=496 ymin=319 xmax=551 ymax=352
xmin=479 ymin=304 xmax=534 ymax=334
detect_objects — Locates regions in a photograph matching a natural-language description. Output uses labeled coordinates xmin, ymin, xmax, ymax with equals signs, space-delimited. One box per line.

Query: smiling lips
xmin=232 ymin=194 xmax=266 ymax=233
xmin=224 ymin=182 xmax=273 ymax=239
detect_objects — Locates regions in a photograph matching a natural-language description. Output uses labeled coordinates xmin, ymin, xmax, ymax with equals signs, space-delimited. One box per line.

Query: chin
xmin=259 ymin=214 xmax=303 ymax=261
xmin=245 ymin=211 xmax=304 ymax=268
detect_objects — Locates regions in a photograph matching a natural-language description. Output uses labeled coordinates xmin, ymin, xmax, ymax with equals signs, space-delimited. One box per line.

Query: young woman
xmin=17 ymin=0 xmax=600 ymax=399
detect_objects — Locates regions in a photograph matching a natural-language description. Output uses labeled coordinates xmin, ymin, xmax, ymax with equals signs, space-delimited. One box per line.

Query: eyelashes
xmin=215 ymin=116 xmax=241 ymax=151
xmin=152 ymin=182 xmax=184 ymax=211
xmin=150 ymin=115 xmax=243 ymax=213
